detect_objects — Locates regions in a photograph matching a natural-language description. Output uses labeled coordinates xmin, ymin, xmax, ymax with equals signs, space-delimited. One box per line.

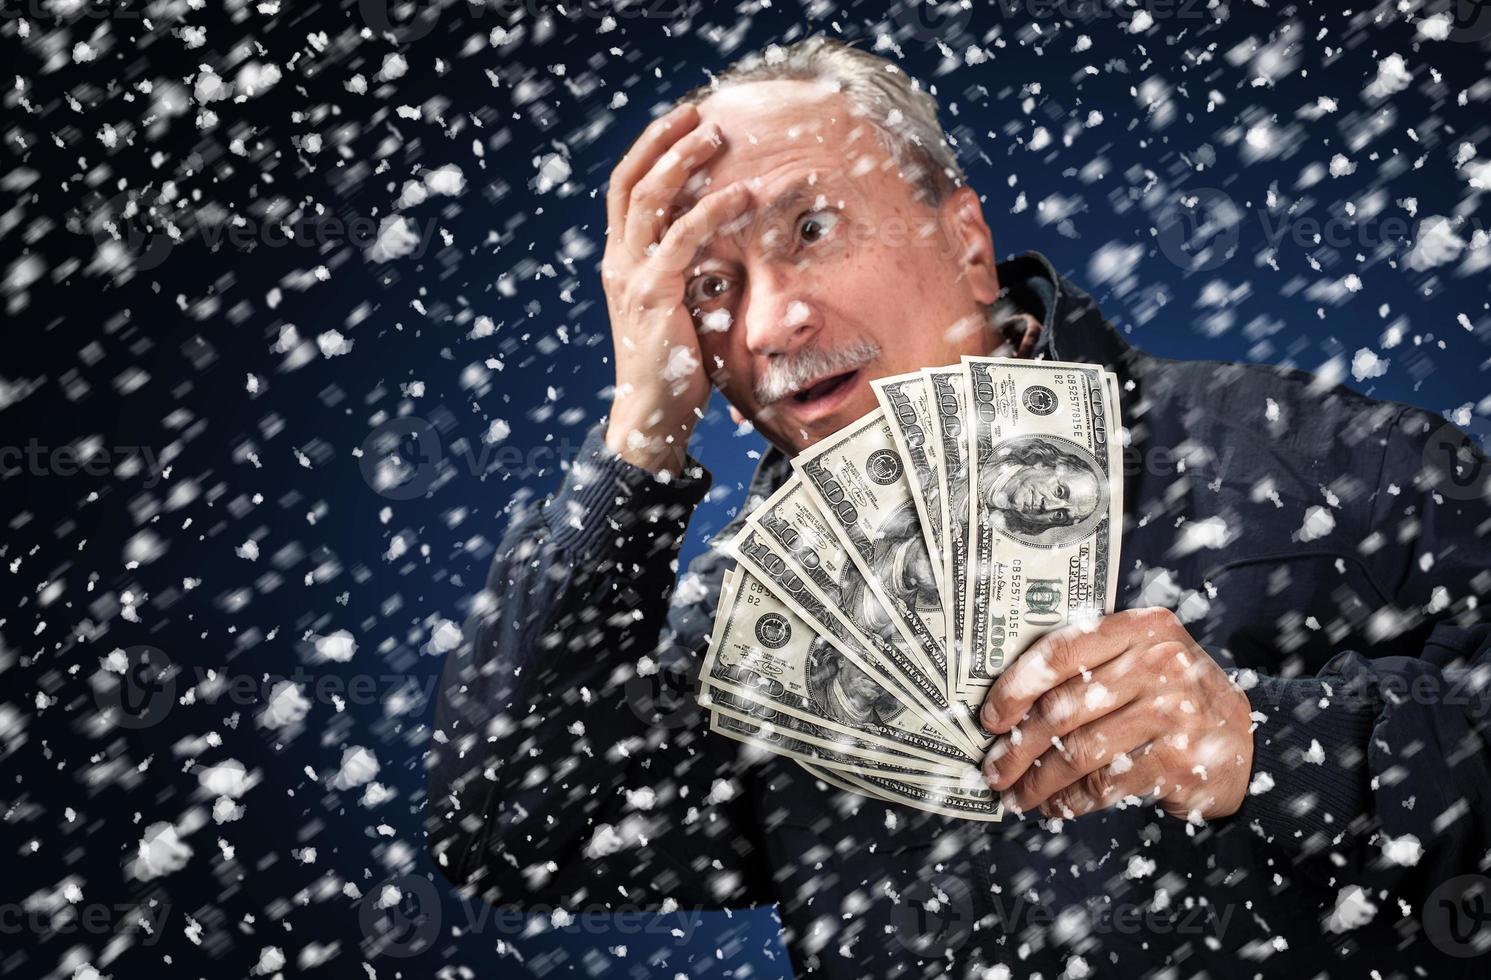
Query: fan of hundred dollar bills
xmin=700 ymin=358 xmax=1123 ymax=820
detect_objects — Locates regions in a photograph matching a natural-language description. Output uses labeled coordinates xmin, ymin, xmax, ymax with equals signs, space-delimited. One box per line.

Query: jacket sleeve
xmin=1233 ymin=404 xmax=1491 ymax=896
xmin=425 ymin=421 xmax=769 ymax=910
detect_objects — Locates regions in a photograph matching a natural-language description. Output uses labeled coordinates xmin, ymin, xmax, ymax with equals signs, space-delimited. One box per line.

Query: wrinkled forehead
xmin=693 ymin=80 xmax=880 ymax=181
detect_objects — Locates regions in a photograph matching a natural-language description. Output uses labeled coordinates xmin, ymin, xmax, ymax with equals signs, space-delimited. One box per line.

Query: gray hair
xmin=675 ymin=36 xmax=967 ymax=208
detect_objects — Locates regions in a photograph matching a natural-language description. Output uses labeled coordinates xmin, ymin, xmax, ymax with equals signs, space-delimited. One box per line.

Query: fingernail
xmin=981 ymin=745 xmax=1006 ymax=787
xmin=999 ymin=791 xmax=1021 ymax=816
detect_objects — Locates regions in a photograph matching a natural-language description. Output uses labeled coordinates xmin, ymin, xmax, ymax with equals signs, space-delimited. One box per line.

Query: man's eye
xmin=797 ymin=209 xmax=840 ymax=245
xmin=1055 ymin=484 xmax=1068 ymax=500
xmin=685 ymin=272 xmax=732 ymax=307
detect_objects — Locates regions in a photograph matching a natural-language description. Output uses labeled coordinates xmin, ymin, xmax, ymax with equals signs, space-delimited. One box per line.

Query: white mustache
xmin=754 ymin=340 xmax=882 ymax=406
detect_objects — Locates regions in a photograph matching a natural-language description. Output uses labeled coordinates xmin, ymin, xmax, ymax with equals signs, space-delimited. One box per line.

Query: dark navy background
xmin=2 ymin=1 xmax=1487 ymax=977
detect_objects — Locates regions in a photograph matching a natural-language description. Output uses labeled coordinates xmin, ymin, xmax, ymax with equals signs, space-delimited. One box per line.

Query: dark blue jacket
xmin=428 ymin=252 xmax=1491 ymax=978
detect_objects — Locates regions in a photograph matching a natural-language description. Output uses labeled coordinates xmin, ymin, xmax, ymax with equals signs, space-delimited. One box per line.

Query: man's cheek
xmin=702 ymin=344 xmax=734 ymax=387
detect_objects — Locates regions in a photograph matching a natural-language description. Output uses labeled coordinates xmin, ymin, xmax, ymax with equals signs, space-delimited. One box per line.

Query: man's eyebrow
xmin=755 ymin=177 xmax=832 ymax=229
xmin=692 ymin=177 xmax=835 ymax=265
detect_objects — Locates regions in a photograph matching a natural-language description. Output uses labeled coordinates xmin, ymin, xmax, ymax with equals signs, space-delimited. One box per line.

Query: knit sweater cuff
xmin=1231 ymin=670 xmax=1377 ymax=856
xmin=543 ymin=421 xmax=712 ymax=557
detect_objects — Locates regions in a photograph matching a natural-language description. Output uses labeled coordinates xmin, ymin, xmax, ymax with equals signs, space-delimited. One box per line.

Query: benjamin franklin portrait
xmin=805 ymin=640 xmax=903 ymax=728
xmin=870 ymin=501 xmax=942 ymax=615
xmin=977 ymin=434 xmax=1109 ymax=548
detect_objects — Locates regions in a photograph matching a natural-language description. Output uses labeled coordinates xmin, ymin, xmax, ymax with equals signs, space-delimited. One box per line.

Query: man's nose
xmin=742 ymin=277 xmax=820 ymax=357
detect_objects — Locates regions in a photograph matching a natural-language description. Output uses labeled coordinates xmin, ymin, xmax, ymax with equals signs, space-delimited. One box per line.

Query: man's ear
xmin=939 ymin=185 xmax=1000 ymax=305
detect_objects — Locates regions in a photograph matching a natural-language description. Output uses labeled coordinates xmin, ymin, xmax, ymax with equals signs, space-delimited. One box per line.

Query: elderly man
xmin=429 ymin=36 xmax=1491 ymax=977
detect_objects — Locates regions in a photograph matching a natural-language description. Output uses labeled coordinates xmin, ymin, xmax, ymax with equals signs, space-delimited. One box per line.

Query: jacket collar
xmin=1000 ymin=251 xmax=1136 ymax=370
xmin=734 ymin=251 xmax=1136 ymax=511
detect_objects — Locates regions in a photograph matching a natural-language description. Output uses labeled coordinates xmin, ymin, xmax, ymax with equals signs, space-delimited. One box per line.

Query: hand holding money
xmin=700 ymin=357 xmax=1125 ymax=820
xmin=978 ymin=608 xmax=1255 ymax=822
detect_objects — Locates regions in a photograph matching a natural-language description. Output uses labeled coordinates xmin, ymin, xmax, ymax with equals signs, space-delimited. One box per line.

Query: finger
xmin=606 ymin=103 xmax=700 ymax=242
xmin=647 ymin=181 xmax=752 ymax=277
xmin=1005 ymin=699 xmax=1163 ymax=814
xmin=980 ymin=615 xmax=1132 ymax=734
xmin=980 ymin=655 xmax=1138 ymax=792
xmin=623 ymin=123 xmax=726 ymax=262
xmin=1041 ymin=742 xmax=1170 ymax=820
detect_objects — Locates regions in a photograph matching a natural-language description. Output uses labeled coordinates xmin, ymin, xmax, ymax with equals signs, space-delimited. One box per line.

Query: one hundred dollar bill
xmin=708 ymin=709 xmax=970 ymax=782
xmin=871 ymin=372 xmax=945 ymax=596
xmin=794 ymin=410 xmax=949 ymax=668
xmin=798 ymin=761 xmax=1002 ymax=822
xmin=699 ymin=568 xmax=977 ymax=770
xmin=702 ymin=674 xmax=968 ymax=774
xmin=960 ymin=357 xmax=1123 ymax=697
xmin=730 ymin=479 xmax=983 ymax=753
xmin=923 ymin=365 xmax=973 ymax=696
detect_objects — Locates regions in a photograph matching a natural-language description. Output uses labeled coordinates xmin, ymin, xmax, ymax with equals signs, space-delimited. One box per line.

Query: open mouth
xmin=792 ymin=370 xmax=856 ymax=406
xmin=779 ymin=368 xmax=862 ymax=426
